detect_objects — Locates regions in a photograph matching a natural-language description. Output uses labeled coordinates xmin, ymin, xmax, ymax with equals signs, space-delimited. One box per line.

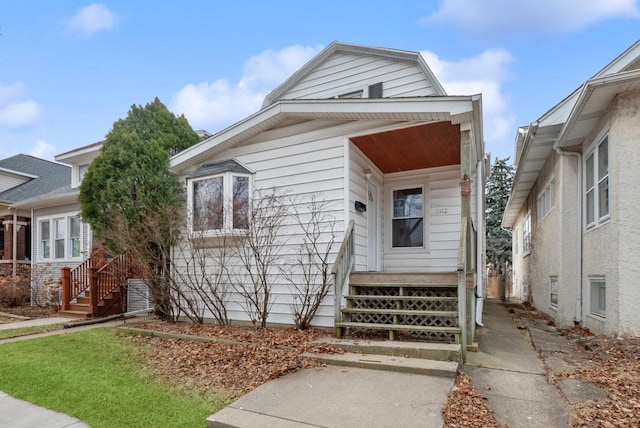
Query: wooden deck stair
xmin=335 ymin=272 xmax=462 ymax=343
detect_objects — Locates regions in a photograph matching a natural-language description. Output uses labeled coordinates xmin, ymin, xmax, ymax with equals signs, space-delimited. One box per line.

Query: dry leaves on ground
xmin=442 ymin=371 xmax=500 ymax=428
xmin=556 ymin=335 xmax=640 ymax=427
xmin=127 ymin=323 xmax=342 ymax=397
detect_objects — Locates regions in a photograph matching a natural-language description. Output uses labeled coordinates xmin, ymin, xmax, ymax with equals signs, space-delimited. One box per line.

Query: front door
xmin=367 ymin=181 xmax=379 ymax=271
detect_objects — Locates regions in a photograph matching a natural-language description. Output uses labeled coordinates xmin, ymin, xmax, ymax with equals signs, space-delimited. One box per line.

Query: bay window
xmin=188 ymin=160 xmax=252 ymax=235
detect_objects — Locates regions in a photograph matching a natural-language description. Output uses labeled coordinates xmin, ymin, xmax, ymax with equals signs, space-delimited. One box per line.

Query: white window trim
xmin=584 ymin=131 xmax=610 ymax=230
xmin=513 ymin=228 xmax=519 ymax=256
xmin=537 ymin=177 xmax=555 ymax=222
xmin=37 ymin=213 xmax=83 ymax=262
xmin=187 ymin=171 xmax=252 ymax=237
xmin=588 ymin=275 xmax=606 ymax=319
xmin=549 ymin=276 xmax=558 ymax=309
xmin=388 ymin=183 xmax=427 ymax=251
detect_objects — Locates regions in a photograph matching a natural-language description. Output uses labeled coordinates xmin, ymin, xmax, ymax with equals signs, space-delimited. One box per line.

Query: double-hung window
xmin=537 ymin=179 xmax=554 ymax=221
xmin=522 ymin=211 xmax=531 ymax=254
xmin=39 ymin=214 xmax=83 ymax=261
xmin=549 ymin=276 xmax=558 ymax=308
xmin=188 ymin=160 xmax=251 ymax=235
xmin=392 ymin=187 xmax=424 ymax=248
xmin=585 ymin=135 xmax=609 ymax=228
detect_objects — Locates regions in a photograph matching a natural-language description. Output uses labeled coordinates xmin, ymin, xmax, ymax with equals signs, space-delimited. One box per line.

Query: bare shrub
xmin=0 ymin=265 xmax=31 ymax=307
xmin=282 ymin=196 xmax=337 ymax=329
xmin=30 ymin=263 xmax=61 ymax=308
xmin=231 ymin=188 xmax=289 ymax=328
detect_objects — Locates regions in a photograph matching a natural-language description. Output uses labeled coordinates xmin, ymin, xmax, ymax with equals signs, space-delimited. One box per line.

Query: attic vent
xmin=368 ymin=82 xmax=383 ymax=98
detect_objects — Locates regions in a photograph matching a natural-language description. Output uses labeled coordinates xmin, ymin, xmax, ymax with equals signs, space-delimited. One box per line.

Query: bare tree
xmin=282 ymin=196 xmax=337 ymax=329
xmin=231 ymin=188 xmax=288 ymax=328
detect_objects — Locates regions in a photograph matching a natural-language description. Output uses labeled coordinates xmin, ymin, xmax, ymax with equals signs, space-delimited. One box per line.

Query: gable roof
xmin=0 ymin=154 xmax=71 ymax=204
xmin=261 ymin=41 xmax=446 ymax=108
xmin=503 ymin=40 xmax=640 ymax=228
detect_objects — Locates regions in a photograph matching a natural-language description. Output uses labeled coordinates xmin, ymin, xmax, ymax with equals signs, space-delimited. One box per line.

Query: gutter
xmin=555 ymin=148 xmax=583 ymax=323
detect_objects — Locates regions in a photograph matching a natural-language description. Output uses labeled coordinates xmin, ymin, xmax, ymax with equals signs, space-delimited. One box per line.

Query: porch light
xmin=460 ymin=174 xmax=472 ymax=196
xmin=363 ymin=168 xmax=372 ymax=181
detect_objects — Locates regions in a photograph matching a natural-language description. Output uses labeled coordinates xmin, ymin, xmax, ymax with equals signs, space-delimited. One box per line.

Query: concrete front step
xmin=316 ymin=337 xmax=461 ymax=362
xmin=303 ymin=351 xmax=459 ymax=378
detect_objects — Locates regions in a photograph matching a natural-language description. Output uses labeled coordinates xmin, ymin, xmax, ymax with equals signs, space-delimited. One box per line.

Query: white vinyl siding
xmin=174 ymin=132 xmax=347 ymax=328
xmin=383 ymin=166 xmax=469 ymax=273
xmin=0 ymin=172 xmax=30 ymax=193
xmin=282 ymin=53 xmax=438 ymax=100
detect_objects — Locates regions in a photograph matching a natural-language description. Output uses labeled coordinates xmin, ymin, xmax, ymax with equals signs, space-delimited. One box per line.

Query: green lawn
xmin=0 ymin=323 xmax=64 ymax=340
xmin=0 ymin=327 xmax=229 ymax=427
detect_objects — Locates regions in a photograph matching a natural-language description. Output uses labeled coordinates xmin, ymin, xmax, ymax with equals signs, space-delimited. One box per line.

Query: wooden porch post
xmin=89 ymin=266 xmax=99 ymax=316
xmin=460 ymin=130 xmax=475 ymax=347
xmin=61 ymin=267 xmax=71 ymax=311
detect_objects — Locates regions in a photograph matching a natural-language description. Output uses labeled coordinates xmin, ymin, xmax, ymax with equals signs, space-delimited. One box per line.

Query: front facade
xmin=0 ymin=155 xmax=70 ymax=277
xmin=171 ymin=42 xmax=486 ymax=337
xmin=503 ymin=40 xmax=640 ymax=337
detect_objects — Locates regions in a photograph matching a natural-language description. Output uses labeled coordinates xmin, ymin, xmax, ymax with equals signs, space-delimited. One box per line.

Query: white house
xmin=503 ymin=40 xmax=640 ymax=337
xmin=170 ymin=42 xmax=486 ymax=345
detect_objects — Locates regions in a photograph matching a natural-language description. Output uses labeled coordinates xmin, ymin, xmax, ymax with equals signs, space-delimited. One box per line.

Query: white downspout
xmin=475 ymin=156 xmax=486 ymax=326
xmin=555 ymin=148 xmax=583 ymax=323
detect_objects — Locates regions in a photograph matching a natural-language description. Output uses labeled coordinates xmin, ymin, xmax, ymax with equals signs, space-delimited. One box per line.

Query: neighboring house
xmin=170 ymin=42 xmax=486 ymax=347
xmin=0 ymin=154 xmax=70 ymax=277
xmin=502 ymin=40 xmax=640 ymax=337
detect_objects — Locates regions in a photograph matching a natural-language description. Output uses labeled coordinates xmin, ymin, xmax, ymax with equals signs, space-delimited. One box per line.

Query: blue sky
xmin=1 ymin=1 xmax=638 ymax=163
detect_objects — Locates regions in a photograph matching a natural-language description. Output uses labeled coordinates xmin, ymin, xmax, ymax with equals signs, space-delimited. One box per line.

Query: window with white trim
xmin=39 ymin=214 xmax=83 ymax=261
xmin=537 ymin=178 xmax=555 ymax=221
xmin=392 ymin=187 xmax=424 ymax=248
xmin=522 ymin=211 xmax=531 ymax=254
xmin=589 ymin=276 xmax=606 ymax=318
xmin=549 ymin=276 xmax=558 ymax=308
xmin=585 ymin=136 xmax=609 ymax=228
xmin=188 ymin=161 xmax=252 ymax=234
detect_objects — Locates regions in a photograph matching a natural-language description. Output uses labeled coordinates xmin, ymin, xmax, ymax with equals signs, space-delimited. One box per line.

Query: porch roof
xmin=170 ymin=96 xmax=483 ymax=175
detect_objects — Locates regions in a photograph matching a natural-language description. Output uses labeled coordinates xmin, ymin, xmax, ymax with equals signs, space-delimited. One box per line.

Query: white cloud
xmin=28 ymin=140 xmax=56 ymax=160
xmin=171 ymin=44 xmax=323 ymax=131
xmin=0 ymin=82 xmax=41 ymax=129
xmin=422 ymin=48 xmax=515 ymax=150
xmin=67 ymin=3 xmax=117 ymax=37
xmin=422 ymin=0 xmax=640 ymax=38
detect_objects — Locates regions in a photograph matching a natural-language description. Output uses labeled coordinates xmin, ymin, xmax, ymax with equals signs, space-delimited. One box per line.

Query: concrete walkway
xmin=1 ymin=303 xmax=592 ymax=427
xmin=0 ymin=313 xmax=79 ymax=330
xmin=0 ymin=391 xmax=89 ymax=428
xmin=465 ymin=300 xmax=571 ymax=427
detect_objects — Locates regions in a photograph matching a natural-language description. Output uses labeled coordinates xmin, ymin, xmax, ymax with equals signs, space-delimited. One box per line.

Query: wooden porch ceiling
xmin=351 ymin=121 xmax=460 ymax=173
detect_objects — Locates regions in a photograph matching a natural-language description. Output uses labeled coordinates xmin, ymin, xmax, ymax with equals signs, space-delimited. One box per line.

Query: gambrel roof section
xmin=261 ymin=41 xmax=446 ymax=108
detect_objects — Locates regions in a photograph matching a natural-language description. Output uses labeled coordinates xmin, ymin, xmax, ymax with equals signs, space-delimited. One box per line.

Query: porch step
xmin=349 ymin=272 xmax=460 ymax=285
xmin=315 ymin=337 xmax=461 ymax=362
xmin=345 ymin=294 xmax=457 ymax=302
xmin=335 ymin=321 xmax=461 ymax=335
xmin=303 ymin=351 xmax=459 ymax=378
xmin=68 ymin=302 xmax=91 ymax=313
xmin=57 ymin=310 xmax=92 ymax=318
xmin=341 ymin=308 xmax=457 ymax=317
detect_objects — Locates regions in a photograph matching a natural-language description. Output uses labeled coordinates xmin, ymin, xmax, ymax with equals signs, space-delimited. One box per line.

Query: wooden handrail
xmin=457 ymin=219 xmax=468 ymax=363
xmin=332 ymin=220 xmax=355 ymax=331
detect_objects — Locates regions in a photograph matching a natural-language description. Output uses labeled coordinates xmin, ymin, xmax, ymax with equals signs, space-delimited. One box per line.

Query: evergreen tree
xmin=486 ymin=157 xmax=514 ymax=273
xmin=79 ymin=97 xmax=199 ymax=252
xmin=79 ymin=98 xmax=199 ymax=320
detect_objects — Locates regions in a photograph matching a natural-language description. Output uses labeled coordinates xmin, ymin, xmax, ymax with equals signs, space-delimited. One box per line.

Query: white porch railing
xmin=332 ymin=220 xmax=355 ymax=336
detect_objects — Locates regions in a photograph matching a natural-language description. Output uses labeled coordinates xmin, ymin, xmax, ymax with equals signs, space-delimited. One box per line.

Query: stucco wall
xmin=610 ymin=90 xmax=640 ymax=337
